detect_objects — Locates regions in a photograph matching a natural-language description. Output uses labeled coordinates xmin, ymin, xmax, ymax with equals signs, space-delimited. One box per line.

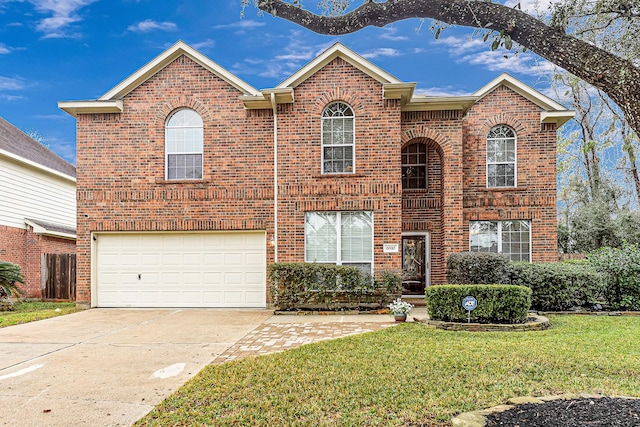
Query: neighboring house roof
xmin=0 ymin=116 xmax=76 ymax=179
xmin=59 ymin=40 xmax=261 ymax=117
xmin=24 ymin=218 xmax=76 ymax=240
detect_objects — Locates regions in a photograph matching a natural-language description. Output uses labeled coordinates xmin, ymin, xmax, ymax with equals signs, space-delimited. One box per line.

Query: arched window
xmin=486 ymin=125 xmax=516 ymax=187
xmin=165 ymin=109 xmax=203 ymax=180
xmin=321 ymin=102 xmax=355 ymax=174
xmin=402 ymin=142 xmax=427 ymax=189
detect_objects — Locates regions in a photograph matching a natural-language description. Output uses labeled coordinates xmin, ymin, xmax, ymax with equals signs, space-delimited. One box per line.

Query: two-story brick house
xmin=59 ymin=41 xmax=573 ymax=308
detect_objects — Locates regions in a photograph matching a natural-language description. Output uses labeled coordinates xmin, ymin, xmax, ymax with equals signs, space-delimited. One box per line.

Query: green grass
xmin=0 ymin=301 xmax=78 ymax=328
xmin=137 ymin=316 xmax=640 ymax=427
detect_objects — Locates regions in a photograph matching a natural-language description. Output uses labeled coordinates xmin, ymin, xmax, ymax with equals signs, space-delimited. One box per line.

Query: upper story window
xmin=402 ymin=142 xmax=427 ymax=190
xmin=165 ymin=109 xmax=203 ymax=180
xmin=322 ymin=102 xmax=355 ymax=174
xmin=486 ymin=125 xmax=516 ymax=188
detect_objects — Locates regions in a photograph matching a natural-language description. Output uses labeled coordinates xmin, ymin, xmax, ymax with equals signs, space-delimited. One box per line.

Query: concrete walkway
xmin=0 ymin=308 xmax=425 ymax=426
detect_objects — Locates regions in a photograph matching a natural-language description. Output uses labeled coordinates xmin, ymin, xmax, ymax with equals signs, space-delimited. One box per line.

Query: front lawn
xmin=0 ymin=301 xmax=78 ymax=328
xmin=137 ymin=316 xmax=640 ymax=426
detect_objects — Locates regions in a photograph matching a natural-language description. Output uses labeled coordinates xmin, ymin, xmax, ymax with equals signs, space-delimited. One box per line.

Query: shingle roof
xmin=0 ymin=116 xmax=76 ymax=178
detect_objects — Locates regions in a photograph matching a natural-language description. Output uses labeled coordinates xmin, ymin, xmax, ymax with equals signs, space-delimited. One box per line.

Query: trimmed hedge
xmin=425 ymin=284 xmax=532 ymax=324
xmin=509 ymin=261 xmax=605 ymax=311
xmin=268 ymin=263 xmax=402 ymax=311
xmin=447 ymin=252 xmax=510 ymax=284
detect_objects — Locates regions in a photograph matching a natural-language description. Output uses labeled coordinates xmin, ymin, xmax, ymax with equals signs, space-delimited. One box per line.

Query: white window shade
xmin=305 ymin=211 xmax=373 ymax=272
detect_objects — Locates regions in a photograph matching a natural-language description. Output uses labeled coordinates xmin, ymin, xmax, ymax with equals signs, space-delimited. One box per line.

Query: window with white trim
xmin=402 ymin=142 xmax=427 ymax=189
xmin=321 ymin=102 xmax=355 ymax=174
xmin=165 ymin=109 xmax=203 ymax=180
xmin=305 ymin=211 xmax=373 ymax=274
xmin=469 ymin=220 xmax=531 ymax=262
xmin=486 ymin=125 xmax=516 ymax=188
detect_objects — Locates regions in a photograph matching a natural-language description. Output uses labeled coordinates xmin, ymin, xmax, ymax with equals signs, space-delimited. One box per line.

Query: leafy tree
xmin=0 ymin=261 xmax=23 ymax=301
xmin=588 ymin=243 xmax=640 ymax=310
xmin=245 ymin=0 xmax=640 ymax=138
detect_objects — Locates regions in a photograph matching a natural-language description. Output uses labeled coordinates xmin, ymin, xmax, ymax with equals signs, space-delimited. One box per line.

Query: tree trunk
xmin=257 ymin=0 xmax=640 ymax=137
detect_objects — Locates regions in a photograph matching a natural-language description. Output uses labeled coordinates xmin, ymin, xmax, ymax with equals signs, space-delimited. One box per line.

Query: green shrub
xmin=588 ymin=243 xmax=640 ymax=310
xmin=509 ymin=261 xmax=606 ymax=311
xmin=447 ymin=252 xmax=510 ymax=284
xmin=268 ymin=263 xmax=402 ymax=311
xmin=0 ymin=261 xmax=23 ymax=301
xmin=425 ymin=284 xmax=532 ymax=324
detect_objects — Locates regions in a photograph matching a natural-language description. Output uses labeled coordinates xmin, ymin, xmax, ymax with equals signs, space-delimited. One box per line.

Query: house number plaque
xmin=383 ymin=243 xmax=399 ymax=253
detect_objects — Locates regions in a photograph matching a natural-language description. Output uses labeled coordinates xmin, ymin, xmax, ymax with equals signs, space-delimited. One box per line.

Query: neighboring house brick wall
xmin=0 ymin=225 xmax=74 ymax=298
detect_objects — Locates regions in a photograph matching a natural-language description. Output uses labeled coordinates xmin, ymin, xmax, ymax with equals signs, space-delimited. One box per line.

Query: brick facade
xmin=0 ymin=225 xmax=75 ymax=298
xmin=64 ymin=42 xmax=569 ymax=307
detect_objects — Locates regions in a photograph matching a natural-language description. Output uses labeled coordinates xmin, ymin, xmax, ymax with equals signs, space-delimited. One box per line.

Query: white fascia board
xmin=541 ymin=110 xmax=576 ymax=126
xmin=0 ymin=148 xmax=76 ymax=183
xmin=403 ymin=95 xmax=478 ymax=112
xmin=473 ymin=73 xmax=568 ymax=112
xmin=240 ymin=88 xmax=294 ymax=109
xmin=383 ymin=83 xmax=416 ymax=102
xmin=58 ymin=100 xmax=123 ymax=117
xmin=24 ymin=219 xmax=76 ymax=240
xmin=99 ymin=40 xmax=260 ymax=100
xmin=276 ymin=42 xmax=401 ymax=89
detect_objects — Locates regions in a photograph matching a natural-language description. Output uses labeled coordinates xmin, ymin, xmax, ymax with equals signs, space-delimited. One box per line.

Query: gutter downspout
xmin=271 ymin=93 xmax=278 ymax=263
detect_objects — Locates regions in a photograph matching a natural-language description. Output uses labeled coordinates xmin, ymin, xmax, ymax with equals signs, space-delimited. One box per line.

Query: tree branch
xmin=256 ymin=0 xmax=640 ymax=136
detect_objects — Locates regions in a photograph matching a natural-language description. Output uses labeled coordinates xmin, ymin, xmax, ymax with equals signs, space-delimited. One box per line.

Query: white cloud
xmin=414 ymin=86 xmax=473 ymax=97
xmin=362 ymin=48 xmax=401 ymax=59
xmin=504 ymin=0 xmax=564 ymax=14
xmin=28 ymin=0 xmax=97 ymax=38
xmin=461 ymin=50 xmax=554 ymax=76
xmin=127 ymin=19 xmax=177 ymax=33
xmin=213 ymin=20 xmax=265 ymax=30
xmin=0 ymin=75 xmax=24 ymax=90
xmin=380 ymin=27 xmax=408 ymax=41
xmin=190 ymin=39 xmax=215 ymax=50
xmin=437 ymin=35 xmax=486 ymax=55
xmin=231 ymin=31 xmax=327 ymax=81
xmin=0 ymin=44 xmax=10 ymax=54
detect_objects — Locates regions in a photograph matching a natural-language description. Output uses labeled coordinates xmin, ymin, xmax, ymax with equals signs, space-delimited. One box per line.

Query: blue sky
xmin=0 ymin=0 xmax=561 ymax=165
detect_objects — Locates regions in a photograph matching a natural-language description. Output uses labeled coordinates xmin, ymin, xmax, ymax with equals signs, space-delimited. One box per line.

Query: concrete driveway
xmin=0 ymin=309 xmax=272 ymax=426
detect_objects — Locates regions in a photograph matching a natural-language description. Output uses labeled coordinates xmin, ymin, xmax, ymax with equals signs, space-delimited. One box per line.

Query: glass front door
xmin=402 ymin=235 xmax=428 ymax=295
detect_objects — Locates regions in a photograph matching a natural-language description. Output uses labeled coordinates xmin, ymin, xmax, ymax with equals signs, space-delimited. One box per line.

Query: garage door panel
xmin=96 ymin=232 xmax=266 ymax=308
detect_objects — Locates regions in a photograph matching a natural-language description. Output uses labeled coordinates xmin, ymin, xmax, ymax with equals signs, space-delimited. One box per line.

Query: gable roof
xmin=0 ymin=116 xmax=76 ymax=180
xmin=277 ymin=42 xmax=402 ymax=88
xmin=473 ymin=73 xmax=574 ymax=125
xmin=60 ymin=41 xmax=260 ymax=117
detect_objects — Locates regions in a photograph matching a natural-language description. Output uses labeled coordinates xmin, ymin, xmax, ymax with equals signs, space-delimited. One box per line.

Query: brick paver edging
xmin=451 ymin=393 xmax=640 ymax=427
xmin=414 ymin=314 xmax=550 ymax=332
xmin=212 ymin=322 xmax=396 ymax=365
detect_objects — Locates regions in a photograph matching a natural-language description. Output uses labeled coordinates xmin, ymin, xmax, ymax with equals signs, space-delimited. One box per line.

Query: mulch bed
xmin=485 ymin=397 xmax=640 ymax=426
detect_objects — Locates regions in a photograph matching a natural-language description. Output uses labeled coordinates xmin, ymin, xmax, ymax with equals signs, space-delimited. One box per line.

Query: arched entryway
xmin=401 ymin=138 xmax=445 ymax=294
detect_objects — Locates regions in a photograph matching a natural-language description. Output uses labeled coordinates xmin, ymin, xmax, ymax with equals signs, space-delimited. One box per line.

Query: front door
xmin=402 ymin=234 xmax=429 ymax=295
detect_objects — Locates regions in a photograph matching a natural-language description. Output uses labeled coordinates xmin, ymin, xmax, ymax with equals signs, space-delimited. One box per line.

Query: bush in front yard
xmin=447 ymin=252 xmax=510 ymax=285
xmin=588 ymin=243 xmax=640 ymax=310
xmin=509 ymin=261 xmax=606 ymax=311
xmin=425 ymin=284 xmax=532 ymax=324
xmin=268 ymin=263 xmax=402 ymax=311
xmin=0 ymin=261 xmax=23 ymax=301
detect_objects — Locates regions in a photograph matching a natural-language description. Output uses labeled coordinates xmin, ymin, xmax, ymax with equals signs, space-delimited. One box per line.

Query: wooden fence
xmin=43 ymin=253 xmax=76 ymax=301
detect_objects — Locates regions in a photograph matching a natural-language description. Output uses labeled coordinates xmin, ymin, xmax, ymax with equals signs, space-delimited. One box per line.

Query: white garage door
xmin=95 ymin=232 xmax=266 ymax=308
